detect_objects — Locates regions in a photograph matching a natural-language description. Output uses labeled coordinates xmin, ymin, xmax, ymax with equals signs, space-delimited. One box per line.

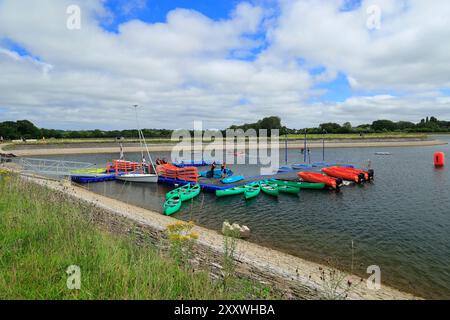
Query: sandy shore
xmin=2 ymin=139 xmax=447 ymax=157
xmin=2 ymin=164 xmax=418 ymax=300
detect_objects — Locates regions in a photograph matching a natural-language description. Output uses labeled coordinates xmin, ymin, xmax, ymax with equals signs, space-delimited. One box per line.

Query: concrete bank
xmin=11 ymin=170 xmax=418 ymax=300
xmin=3 ymin=139 xmax=447 ymax=157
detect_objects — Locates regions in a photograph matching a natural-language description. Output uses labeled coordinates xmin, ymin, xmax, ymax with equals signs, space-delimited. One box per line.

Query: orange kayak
xmin=326 ymin=166 xmax=374 ymax=181
xmin=339 ymin=167 xmax=374 ymax=181
xmin=322 ymin=167 xmax=365 ymax=183
xmin=298 ymin=172 xmax=342 ymax=189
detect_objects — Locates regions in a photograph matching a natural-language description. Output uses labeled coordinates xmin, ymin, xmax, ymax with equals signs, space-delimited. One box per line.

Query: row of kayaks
xmin=298 ymin=166 xmax=374 ymax=189
xmin=163 ymin=184 xmax=201 ymax=215
xmin=216 ymin=179 xmax=326 ymax=199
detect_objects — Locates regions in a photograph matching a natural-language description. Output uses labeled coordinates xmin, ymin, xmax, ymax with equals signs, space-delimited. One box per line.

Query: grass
xmin=0 ymin=172 xmax=276 ymax=300
xmin=285 ymin=132 xmax=428 ymax=140
xmin=2 ymin=132 xmax=428 ymax=150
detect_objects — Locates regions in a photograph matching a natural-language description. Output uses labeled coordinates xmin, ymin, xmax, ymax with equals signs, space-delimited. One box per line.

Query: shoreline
xmin=2 ymin=139 xmax=447 ymax=157
xmin=5 ymin=167 xmax=419 ymax=300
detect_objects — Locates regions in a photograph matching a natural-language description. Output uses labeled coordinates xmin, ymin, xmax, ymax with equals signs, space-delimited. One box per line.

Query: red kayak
xmin=342 ymin=167 xmax=374 ymax=181
xmin=327 ymin=166 xmax=374 ymax=181
xmin=298 ymin=172 xmax=342 ymax=189
xmin=322 ymin=167 xmax=365 ymax=183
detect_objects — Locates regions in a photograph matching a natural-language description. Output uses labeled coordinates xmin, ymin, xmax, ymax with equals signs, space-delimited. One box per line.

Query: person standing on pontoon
xmin=210 ymin=161 xmax=216 ymax=178
xmin=221 ymin=162 xmax=227 ymax=178
xmin=141 ymin=157 xmax=147 ymax=173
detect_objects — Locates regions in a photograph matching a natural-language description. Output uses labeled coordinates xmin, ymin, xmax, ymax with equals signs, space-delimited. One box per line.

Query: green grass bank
xmin=0 ymin=171 xmax=274 ymax=300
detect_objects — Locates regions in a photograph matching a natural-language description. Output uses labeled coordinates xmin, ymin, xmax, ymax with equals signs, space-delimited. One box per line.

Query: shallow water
xmin=38 ymin=138 xmax=450 ymax=299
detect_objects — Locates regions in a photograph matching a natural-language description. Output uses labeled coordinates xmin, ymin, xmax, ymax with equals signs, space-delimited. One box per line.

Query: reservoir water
xmin=37 ymin=137 xmax=450 ymax=299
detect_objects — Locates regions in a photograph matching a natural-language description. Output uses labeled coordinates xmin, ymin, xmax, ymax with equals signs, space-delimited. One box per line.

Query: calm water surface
xmin=39 ymin=138 xmax=450 ymax=299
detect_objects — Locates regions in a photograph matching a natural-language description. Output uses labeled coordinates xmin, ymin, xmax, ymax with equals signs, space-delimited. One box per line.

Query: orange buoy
xmin=434 ymin=152 xmax=445 ymax=167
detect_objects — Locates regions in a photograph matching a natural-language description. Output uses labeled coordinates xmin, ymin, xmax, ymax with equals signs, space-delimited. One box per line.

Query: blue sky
xmin=102 ymin=0 xmax=242 ymax=30
xmin=99 ymin=0 xmax=354 ymax=103
xmin=1 ymin=0 xmax=450 ymax=130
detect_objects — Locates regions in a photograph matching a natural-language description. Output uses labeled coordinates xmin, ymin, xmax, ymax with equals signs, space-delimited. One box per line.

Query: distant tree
xmin=372 ymin=120 xmax=397 ymax=132
xmin=16 ymin=120 xmax=41 ymax=139
xmin=342 ymin=122 xmax=353 ymax=133
xmin=396 ymin=121 xmax=415 ymax=130
xmin=319 ymin=123 xmax=342 ymax=133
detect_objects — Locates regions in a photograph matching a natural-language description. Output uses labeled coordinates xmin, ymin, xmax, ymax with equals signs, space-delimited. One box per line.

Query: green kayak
xmin=166 ymin=184 xmax=191 ymax=200
xmin=216 ymin=185 xmax=247 ymax=197
xmin=244 ymin=182 xmax=261 ymax=199
xmin=278 ymin=185 xmax=300 ymax=195
xmin=271 ymin=179 xmax=325 ymax=190
xmin=259 ymin=181 xmax=279 ymax=197
xmin=180 ymin=184 xmax=201 ymax=201
xmin=163 ymin=195 xmax=182 ymax=216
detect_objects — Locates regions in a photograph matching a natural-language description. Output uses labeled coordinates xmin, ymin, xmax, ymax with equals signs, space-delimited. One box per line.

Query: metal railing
xmin=19 ymin=158 xmax=95 ymax=176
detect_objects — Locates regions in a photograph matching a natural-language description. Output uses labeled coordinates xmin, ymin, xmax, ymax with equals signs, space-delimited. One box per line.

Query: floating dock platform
xmin=71 ymin=174 xmax=116 ymax=183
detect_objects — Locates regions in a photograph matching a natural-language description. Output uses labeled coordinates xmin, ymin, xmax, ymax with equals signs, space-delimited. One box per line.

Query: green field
xmin=285 ymin=132 xmax=428 ymax=140
xmin=0 ymin=171 xmax=275 ymax=299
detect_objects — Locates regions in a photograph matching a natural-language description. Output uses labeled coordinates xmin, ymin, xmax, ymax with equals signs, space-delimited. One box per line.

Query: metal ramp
xmin=19 ymin=158 xmax=96 ymax=176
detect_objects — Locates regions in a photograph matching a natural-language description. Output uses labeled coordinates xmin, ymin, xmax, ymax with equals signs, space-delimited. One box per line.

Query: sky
xmin=1 ymin=0 xmax=450 ymax=130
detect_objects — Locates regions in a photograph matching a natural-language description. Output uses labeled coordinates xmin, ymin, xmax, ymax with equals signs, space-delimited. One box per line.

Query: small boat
xmin=216 ymin=185 xmax=247 ymax=197
xmin=166 ymin=184 xmax=191 ymax=200
xmin=322 ymin=167 xmax=365 ymax=184
xmin=291 ymin=163 xmax=314 ymax=170
xmin=277 ymin=166 xmax=295 ymax=173
xmin=116 ymin=173 xmax=158 ymax=183
xmin=163 ymin=195 xmax=182 ymax=216
xmin=298 ymin=172 xmax=343 ymax=189
xmin=180 ymin=184 xmax=201 ymax=201
xmin=115 ymin=105 xmax=158 ymax=184
xmin=271 ymin=179 xmax=325 ymax=190
xmin=375 ymin=152 xmax=392 ymax=155
xmin=333 ymin=167 xmax=374 ymax=181
xmin=311 ymin=161 xmax=333 ymax=167
xmin=259 ymin=181 xmax=279 ymax=197
xmin=221 ymin=175 xmax=244 ymax=184
xmin=244 ymin=182 xmax=261 ymax=199
xmin=278 ymin=185 xmax=300 ymax=195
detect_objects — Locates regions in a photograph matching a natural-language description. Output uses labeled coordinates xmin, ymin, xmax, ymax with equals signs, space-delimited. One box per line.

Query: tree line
xmin=1 ymin=116 xmax=450 ymax=140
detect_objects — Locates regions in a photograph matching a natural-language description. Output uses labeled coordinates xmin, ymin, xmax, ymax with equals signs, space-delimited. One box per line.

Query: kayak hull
xmin=298 ymin=172 xmax=342 ymax=189
xmin=222 ymin=175 xmax=245 ymax=184
xmin=333 ymin=166 xmax=374 ymax=181
xmin=163 ymin=196 xmax=182 ymax=216
xmin=322 ymin=167 xmax=364 ymax=183
xmin=260 ymin=181 xmax=279 ymax=197
xmin=278 ymin=185 xmax=300 ymax=195
xmin=271 ymin=179 xmax=325 ymax=190
xmin=166 ymin=184 xmax=191 ymax=200
xmin=244 ymin=183 xmax=261 ymax=199
xmin=216 ymin=186 xmax=247 ymax=197
xmin=180 ymin=184 xmax=201 ymax=201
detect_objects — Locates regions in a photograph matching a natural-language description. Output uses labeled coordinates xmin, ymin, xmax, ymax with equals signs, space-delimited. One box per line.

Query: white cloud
xmin=269 ymin=0 xmax=450 ymax=92
xmin=0 ymin=0 xmax=449 ymax=130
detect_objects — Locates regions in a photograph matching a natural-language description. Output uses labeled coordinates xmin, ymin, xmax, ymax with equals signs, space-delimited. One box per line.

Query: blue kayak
xmin=277 ymin=166 xmax=295 ymax=173
xmin=221 ymin=176 xmax=245 ymax=184
xmin=199 ymin=169 xmax=233 ymax=178
xmin=291 ymin=163 xmax=314 ymax=169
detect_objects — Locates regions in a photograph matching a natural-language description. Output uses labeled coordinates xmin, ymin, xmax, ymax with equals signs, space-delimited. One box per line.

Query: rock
xmin=222 ymin=221 xmax=251 ymax=239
